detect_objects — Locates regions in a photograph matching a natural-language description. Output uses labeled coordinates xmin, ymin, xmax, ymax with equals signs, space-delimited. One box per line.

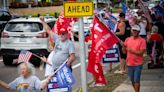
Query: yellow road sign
xmin=64 ymin=2 xmax=93 ymax=17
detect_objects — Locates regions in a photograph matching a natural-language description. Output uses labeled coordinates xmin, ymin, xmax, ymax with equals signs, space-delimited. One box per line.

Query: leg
xmin=134 ymin=65 xmax=143 ymax=92
xmin=134 ymin=83 xmax=140 ymax=92
xmin=122 ymin=58 xmax=127 ymax=72
xmin=109 ymin=63 xmax=112 ymax=72
xmin=127 ymin=66 xmax=135 ymax=89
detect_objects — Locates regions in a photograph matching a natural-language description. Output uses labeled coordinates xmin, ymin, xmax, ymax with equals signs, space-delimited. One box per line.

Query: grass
xmin=76 ymin=56 xmax=151 ymax=92
xmin=76 ymin=65 xmax=128 ymax=92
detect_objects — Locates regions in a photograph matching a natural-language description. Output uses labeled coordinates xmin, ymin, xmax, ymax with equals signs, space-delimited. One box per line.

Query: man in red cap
xmin=40 ymin=16 xmax=75 ymax=73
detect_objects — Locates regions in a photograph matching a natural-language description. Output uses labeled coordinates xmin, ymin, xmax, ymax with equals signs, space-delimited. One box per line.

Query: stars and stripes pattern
xmin=18 ymin=50 xmax=32 ymax=63
xmin=107 ymin=14 xmax=118 ymax=32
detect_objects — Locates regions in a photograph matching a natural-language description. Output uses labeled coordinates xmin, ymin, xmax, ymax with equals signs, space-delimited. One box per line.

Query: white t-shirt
xmin=8 ymin=75 xmax=42 ymax=92
xmin=139 ymin=21 xmax=147 ymax=36
xmin=45 ymin=51 xmax=54 ymax=77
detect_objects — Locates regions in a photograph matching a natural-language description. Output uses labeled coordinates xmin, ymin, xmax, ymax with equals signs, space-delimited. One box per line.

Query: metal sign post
xmin=64 ymin=2 xmax=93 ymax=92
xmin=78 ymin=17 xmax=87 ymax=92
xmin=3 ymin=0 xmax=6 ymax=10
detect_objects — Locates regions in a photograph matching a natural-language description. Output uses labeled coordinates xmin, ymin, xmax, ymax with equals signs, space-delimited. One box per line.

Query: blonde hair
xmin=151 ymin=25 xmax=158 ymax=33
xmin=18 ymin=62 xmax=35 ymax=75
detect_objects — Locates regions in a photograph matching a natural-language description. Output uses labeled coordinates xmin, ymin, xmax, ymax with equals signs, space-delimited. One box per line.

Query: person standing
xmin=40 ymin=16 xmax=75 ymax=72
xmin=122 ymin=25 xmax=146 ymax=92
xmin=139 ymin=15 xmax=147 ymax=39
xmin=115 ymin=12 xmax=127 ymax=74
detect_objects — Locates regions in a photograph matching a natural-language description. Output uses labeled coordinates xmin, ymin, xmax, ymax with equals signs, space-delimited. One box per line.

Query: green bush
xmin=10 ymin=1 xmax=63 ymax=8
xmin=31 ymin=12 xmax=60 ymax=17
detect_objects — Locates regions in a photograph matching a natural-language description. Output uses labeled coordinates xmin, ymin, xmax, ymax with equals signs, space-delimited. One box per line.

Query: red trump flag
xmin=87 ymin=16 xmax=118 ymax=85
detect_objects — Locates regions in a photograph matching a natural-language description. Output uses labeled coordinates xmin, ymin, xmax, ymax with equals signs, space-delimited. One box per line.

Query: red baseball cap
xmin=58 ymin=27 xmax=68 ymax=34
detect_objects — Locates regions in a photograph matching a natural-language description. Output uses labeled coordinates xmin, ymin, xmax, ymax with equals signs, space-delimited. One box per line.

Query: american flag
xmin=125 ymin=9 xmax=137 ymax=26
xmin=107 ymin=14 xmax=118 ymax=32
xmin=18 ymin=50 xmax=32 ymax=63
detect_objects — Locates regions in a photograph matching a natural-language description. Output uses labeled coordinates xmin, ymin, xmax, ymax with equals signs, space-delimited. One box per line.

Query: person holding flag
xmin=122 ymin=25 xmax=146 ymax=92
xmin=39 ymin=16 xmax=75 ymax=73
xmin=0 ymin=62 xmax=51 ymax=91
xmin=114 ymin=12 xmax=128 ymax=74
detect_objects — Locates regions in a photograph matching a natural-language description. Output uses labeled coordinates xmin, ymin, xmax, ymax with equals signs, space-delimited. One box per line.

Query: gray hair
xmin=18 ymin=62 xmax=36 ymax=75
xmin=151 ymin=25 xmax=158 ymax=33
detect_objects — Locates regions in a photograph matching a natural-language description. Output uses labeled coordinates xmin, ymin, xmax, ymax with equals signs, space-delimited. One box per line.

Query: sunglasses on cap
xmin=59 ymin=32 xmax=67 ymax=35
xmin=132 ymin=29 xmax=139 ymax=32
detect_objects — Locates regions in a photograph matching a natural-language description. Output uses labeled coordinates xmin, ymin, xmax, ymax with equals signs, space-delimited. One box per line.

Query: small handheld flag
xmin=18 ymin=50 xmax=32 ymax=63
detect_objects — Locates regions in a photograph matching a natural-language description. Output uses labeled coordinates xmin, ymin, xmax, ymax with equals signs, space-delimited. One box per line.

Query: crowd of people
xmin=0 ymin=2 xmax=164 ymax=92
xmin=95 ymin=2 xmax=164 ymax=91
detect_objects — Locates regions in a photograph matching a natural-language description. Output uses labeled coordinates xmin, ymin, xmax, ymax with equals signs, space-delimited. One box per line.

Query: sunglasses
xmin=59 ymin=33 xmax=67 ymax=35
xmin=132 ymin=29 xmax=139 ymax=32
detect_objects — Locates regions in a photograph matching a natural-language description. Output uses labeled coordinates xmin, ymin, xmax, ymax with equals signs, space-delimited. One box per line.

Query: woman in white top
xmin=139 ymin=16 xmax=147 ymax=39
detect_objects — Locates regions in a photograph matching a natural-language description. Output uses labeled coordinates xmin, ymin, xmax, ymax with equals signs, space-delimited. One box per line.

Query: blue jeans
xmin=127 ymin=65 xmax=143 ymax=83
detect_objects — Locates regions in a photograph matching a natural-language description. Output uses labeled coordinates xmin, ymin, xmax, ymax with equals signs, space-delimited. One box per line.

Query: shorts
xmin=118 ymin=43 xmax=127 ymax=59
xmin=127 ymin=65 xmax=143 ymax=83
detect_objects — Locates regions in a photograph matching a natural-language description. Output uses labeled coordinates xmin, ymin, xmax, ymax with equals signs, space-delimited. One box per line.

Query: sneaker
xmin=89 ymin=82 xmax=105 ymax=87
xmin=89 ymin=82 xmax=96 ymax=87
xmin=114 ymin=70 xmax=124 ymax=74
xmin=94 ymin=83 xmax=105 ymax=87
xmin=122 ymin=71 xmax=128 ymax=74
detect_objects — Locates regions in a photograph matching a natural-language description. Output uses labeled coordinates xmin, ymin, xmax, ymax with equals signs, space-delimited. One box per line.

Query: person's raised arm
xmin=40 ymin=16 xmax=54 ymax=39
xmin=0 ymin=80 xmax=9 ymax=89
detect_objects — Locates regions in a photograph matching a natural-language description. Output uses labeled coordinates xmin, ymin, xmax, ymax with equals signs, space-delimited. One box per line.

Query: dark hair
xmin=119 ymin=12 xmax=125 ymax=17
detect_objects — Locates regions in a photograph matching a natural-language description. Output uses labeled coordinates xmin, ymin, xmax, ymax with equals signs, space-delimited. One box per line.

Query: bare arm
xmin=0 ymin=80 xmax=9 ymax=89
xmin=67 ymin=53 xmax=75 ymax=66
xmin=41 ymin=76 xmax=52 ymax=90
xmin=40 ymin=56 xmax=52 ymax=66
xmin=40 ymin=16 xmax=54 ymax=39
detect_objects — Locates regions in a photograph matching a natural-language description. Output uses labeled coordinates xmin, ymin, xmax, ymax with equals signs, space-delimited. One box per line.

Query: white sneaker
xmin=114 ymin=70 xmax=124 ymax=74
xmin=94 ymin=83 xmax=105 ymax=87
xmin=89 ymin=82 xmax=105 ymax=87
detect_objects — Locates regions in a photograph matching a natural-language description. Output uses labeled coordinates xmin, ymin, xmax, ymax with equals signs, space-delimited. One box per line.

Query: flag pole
xmin=32 ymin=53 xmax=52 ymax=66
xmin=32 ymin=53 xmax=41 ymax=58
xmin=53 ymin=59 xmax=68 ymax=75
xmin=95 ymin=15 xmax=121 ymax=42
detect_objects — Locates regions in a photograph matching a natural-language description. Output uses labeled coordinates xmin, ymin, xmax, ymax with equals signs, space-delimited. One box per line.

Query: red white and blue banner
xmin=107 ymin=14 xmax=118 ymax=32
xmin=47 ymin=63 xmax=75 ymax=92
xmin=154 ymin=5 xmax=164 ymax=23
xmin=137 ymin=0 xmax=152 ymax=23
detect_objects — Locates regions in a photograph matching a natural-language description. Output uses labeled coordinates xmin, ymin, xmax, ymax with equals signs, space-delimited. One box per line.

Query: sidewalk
xmin=113 ymin=63 xmax=164 ymax=92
